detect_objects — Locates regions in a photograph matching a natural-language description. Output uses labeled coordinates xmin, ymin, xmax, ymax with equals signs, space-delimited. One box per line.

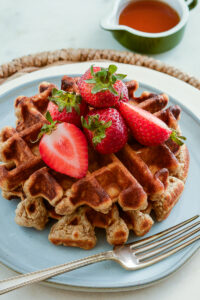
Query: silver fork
xmin=0 ymin=215 xmax=199 ymax=295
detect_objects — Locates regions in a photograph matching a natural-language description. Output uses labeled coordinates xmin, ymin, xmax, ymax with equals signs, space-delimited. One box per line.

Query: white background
xmin=0 ymin=0 xmax=199 ymax=299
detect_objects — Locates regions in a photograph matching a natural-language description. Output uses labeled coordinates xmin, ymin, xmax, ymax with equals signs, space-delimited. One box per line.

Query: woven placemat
xmin=0 ymin=48 xmax=200 ymax=90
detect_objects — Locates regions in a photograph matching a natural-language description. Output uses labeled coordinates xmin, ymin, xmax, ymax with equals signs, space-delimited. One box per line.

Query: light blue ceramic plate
xmin=0 ymin=66 xmax=199 ymax=292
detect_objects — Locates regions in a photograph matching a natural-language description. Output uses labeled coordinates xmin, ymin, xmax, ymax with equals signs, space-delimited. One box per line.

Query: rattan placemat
xmin=0 ymin=48 xmax=200 ymax=89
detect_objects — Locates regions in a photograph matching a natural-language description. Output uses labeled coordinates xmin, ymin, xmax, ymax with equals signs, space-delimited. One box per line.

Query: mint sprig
xmin=81 ymin=114 xmax=112 ymax=146
xmin=49 ymin=88 xmax=82 ymax=115
xmin=31 ymin=111 xmax=57 ymax=143
xmin=85 ymin=65 xmax=127 ymax=96
xmin=170 ymin=129 xmax=186 ymax=146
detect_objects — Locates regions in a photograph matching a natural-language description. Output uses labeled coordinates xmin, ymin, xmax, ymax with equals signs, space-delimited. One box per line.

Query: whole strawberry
xmin=47 ymin=88 xmax=88 ymax=127
xmin=120 ymin=102 xmax=186 ymax=146
xmin=81 ymin=108 xmax=128 ymax=154
xmin=78 ymin=65 xmax=128 ymax=108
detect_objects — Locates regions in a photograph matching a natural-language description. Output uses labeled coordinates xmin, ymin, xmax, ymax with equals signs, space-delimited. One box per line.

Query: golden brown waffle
xmin=48 ymin=204 xmax=130 ymax=250
xmin=13 ymin=195 xmax=154 ymax=249
xmin=23 ymin=151 xmax=148 ymax=216
xmin=15 ymin=197 xmax=49 ymax=230
xmin=48 ymin=203 xmax=153 ymax=247
xmin=0 ymin=75 xmax=189 ymax=250
xmin=0 ymin=82 xmax=56 ymax=191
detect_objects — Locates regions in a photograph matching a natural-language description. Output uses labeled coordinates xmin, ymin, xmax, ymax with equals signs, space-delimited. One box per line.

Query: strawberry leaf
xmin=104 ymin=121 xmax=112 ymax=128
xmin=97 ymin=70 xmax=107 ymax=80
xmin=170 ymin=129 xmax=186 ymax=146
xmin=115 ymin=74 xmax=127 ymax=80
xmin=119 ymin=91 xmax=124 ymax=100
xmin=108 ymin=64 xmax=117 ymax=74
xmin=81 ymin=114 xmax=112 ymax=146
xmin=31 ymin=111 xmax=57 ymax=143
xmin=93 ymin=133 xmax=106 ymax=146
xmin=90 ymin=65 xmax=95 ymax=77
xmin=46 ymin=111 xmax=54 ymax=124
xmin=84 ymin=64 xmax=127 ymax=96
xmin=49 ymin=88 xmax=82 ymax=114
xmin=91 ymin=83 xmax=106 ymax=94
xmin=81 ymin=116 xmax=89 ymax=129
xmin=108 ymin=85 xmax=118 ymax=96
xmin=85 ymin=79 xmax=96 ymax=84
xmin=111 ymin=74 xmax=117 ymax=84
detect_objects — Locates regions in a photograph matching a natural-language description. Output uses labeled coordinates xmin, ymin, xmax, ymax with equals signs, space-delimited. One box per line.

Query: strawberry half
xmin=47 ymin=88 xmax=88 ymax=127
xmin=78 ymin=65 xmax=128 ymax=108
xmin=82 ymin=108 xmax=128 ymax=154
xmin=38 ymin=112 xmax=88 ymax=178
xmin=120 ymin=102 xmax=186 ymax=146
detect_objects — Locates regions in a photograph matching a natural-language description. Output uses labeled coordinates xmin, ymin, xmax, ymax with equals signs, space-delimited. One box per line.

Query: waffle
xmin=48 ymin=204 xmax=130 ymax=250
xmin=0 ymin=75 xmax=189 ymax=250
xmin=15 ymin=197 xmax=49 ymax=230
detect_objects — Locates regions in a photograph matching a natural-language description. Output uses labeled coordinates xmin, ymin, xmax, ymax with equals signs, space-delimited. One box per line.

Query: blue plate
xmin=0 ymin=70 xmax=199 ymax=292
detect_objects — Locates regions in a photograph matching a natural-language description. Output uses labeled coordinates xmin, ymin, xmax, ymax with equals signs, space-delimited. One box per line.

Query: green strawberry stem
xmin=31 ymin=111 xmax=57 ymax=143
xmin=49 ymin=88 xmax=82 ymax=114
xmin=170 ymin=129 xmax=186 ymax=146
xmin=81 ymin=115 xmax=112 ymax=146
xmin=85 ymin=65 xmax=127 ymax=96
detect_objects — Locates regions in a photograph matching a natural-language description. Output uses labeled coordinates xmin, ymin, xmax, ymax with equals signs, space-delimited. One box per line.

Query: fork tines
xmin=129 ymin=215 xmax=200 ymax=268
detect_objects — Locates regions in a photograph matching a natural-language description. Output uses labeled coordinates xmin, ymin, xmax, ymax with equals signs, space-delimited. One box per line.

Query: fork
xmin=0 ymin=215 xmax=199 ymax=295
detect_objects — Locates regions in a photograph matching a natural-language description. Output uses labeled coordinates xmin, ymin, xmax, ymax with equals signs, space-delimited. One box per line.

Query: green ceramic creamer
xmin=100 ymin=0 xmax=198 ymax=54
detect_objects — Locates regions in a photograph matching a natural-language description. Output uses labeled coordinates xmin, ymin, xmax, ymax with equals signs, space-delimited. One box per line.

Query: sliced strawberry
xmin=39 ymin=122 xmax=88 ymax=178
xmin=119 ymin=102 xmax=186 ymax=146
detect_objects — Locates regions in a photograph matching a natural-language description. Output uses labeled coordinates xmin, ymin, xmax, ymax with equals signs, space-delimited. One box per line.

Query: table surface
xmin=0 ymin=1 xmax=199 ymax=299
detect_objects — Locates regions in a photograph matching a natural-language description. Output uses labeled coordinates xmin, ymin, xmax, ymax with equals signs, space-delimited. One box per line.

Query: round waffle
xmin=0 ymin=76 xmax=189 ymax=249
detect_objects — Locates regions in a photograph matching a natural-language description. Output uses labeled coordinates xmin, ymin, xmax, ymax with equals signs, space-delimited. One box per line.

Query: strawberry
xmin=81 ymin=108 xmax=128 ymax=154
xmin=121 ymin=81 xmax=129 ymax=103
xmin=78 ymin=65 xmax=128 ymax=108
xmin=47 ymin=88 xmax=88 ymax=127
xmin=119 ymin=102 xmax=186 ymax=146
xmin=38 ymin=112 xmax=88 ymax=178
xmin=115 ymin=81 xmax=129 ymax=108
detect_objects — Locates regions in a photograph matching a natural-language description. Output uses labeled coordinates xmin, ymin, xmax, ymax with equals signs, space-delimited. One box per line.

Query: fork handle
xmin=0 ymin=251 xmax=114 ymax=295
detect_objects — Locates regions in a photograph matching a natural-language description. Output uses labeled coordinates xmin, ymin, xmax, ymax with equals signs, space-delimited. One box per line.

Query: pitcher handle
xmin=185 ymin=0 xmax=198 ymax=10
